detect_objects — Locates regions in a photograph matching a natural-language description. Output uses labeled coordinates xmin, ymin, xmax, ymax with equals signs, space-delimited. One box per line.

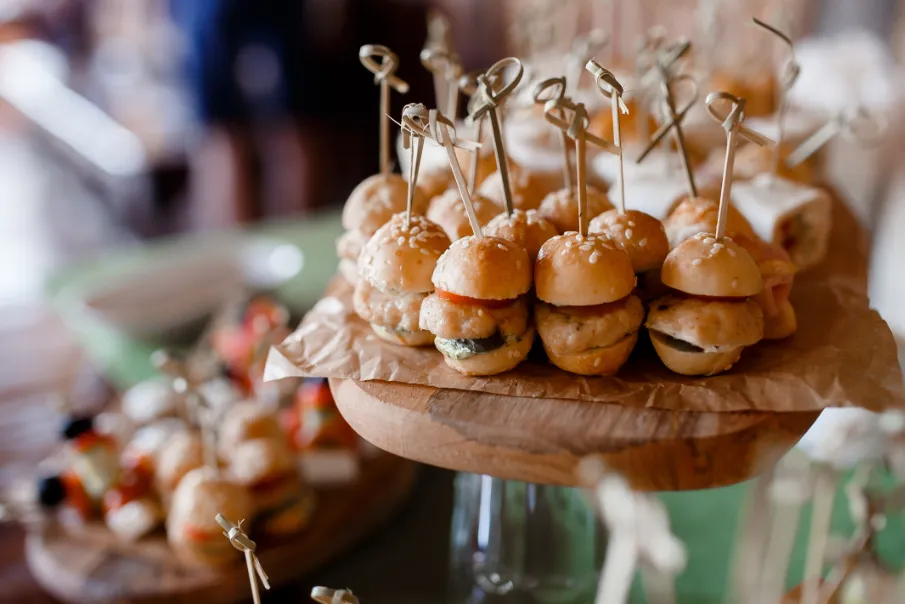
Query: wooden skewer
xmin=752 ymin=18 xmax=800 ymax=179
xmin=400 ymin=103 xmax=427 ymax=228
xmin=359 ymin=45 xmax=410 ymax=176
xmin=786 ymin=106 xmax=887 ymax=167
xmin=459 ymin=70 xmax=493 ymax=195
xmin=420 ymin=48 xmax=462 ymax=117
xmin=216 ymin=515 xmax=270 ymax=604
xmin=532 ymin=76 xmax=573 ymax=191
xmin=705 ymin=92 xmax=774 ymax=240
xmin=586 ymin=61 xmax=629 ymax=214
xmin=569 ymin=29 xmax=609 ymax=93
xmin=468 ymin=57 xmax=524 ymax=217
xmin=422 ymin=108 xmax=483 ymax=237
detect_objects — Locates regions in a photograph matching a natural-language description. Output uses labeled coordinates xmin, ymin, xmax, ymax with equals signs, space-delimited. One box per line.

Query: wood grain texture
xmin=25 ymin=453 xmax=416 ymax=604
xmin=331 ymin=379 xmax=819 ymax=490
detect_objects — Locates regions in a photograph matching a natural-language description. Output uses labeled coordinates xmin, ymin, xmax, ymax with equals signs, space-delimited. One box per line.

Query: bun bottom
xmin=439 ymin=327 xmax=535 ymax=375
xmin=338 ymin=258 xmax=358 ymax=284
xmin=372 ymin=324 xmax=435 ymax=346
xmin=543 ymin=332 xmax=639 ymax=376
xmin=650 ymin=331 xmax=743 ymax=376
xmin=764 ymin=300 xmax=797 ymax=340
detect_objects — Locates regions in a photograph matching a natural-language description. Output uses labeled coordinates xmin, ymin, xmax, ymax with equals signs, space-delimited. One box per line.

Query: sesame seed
xmin=628 ymin=221 xmax=636 ymax=227
xmin=728 ymin=248 xmax=736 ymax=257
xmin=385 ymin=259 xmax=392 ymax=265
xmin=713 ymin=243 xmax=724 ymax=252
xmin=612 ymin=223 xmax=625 ymax=231
xmin=638 ymin=238 xmax=648 ymax=247
xmin=594 ymin=358 xmax=601 ymax=367
xmin=420 ymin=248 xmax=431 ymax=255
xmin=565 ymin=241 xmax=574 ymax=249
xmin=692 ymin=258 xmax=702 ymax=266
xmin=411 ymin=227 xmax=421 ymax=235
xmin=703 ymin=237 xmax=716 ymax=245
xmin=732 ymin=279 xmax=739 ymax=288
xmin=625 ymin=229 xmax=633 ymax=240
xmin=397 ymin=236 xmax=406 ymax=245
xmin=497 ymin=243 xmax=507 ymax=251
xmin=381 ymin=237 xmax=392 ymax=245
xmin=589 ymin=252 xmax=599 ymax=264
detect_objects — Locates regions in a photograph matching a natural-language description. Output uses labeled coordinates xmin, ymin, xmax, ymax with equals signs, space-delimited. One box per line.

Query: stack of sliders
xmin=337 ymin=45 xmax=425 ymax=284
xmin=354 ymin=103 xmax=452 ymax=346
xmin=418 ymin=107 xmax=536 ymax=375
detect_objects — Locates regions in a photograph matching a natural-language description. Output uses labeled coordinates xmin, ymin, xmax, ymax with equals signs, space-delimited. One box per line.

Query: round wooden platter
xmin=331 ymin=379 xmax=820 ymax=491
xmin=25 ymin=453 xmax=415 ymax=604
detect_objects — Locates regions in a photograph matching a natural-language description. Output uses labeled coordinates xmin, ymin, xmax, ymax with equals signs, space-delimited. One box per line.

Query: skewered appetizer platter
xmin=10 ymin=296 xmax=415 ymax=604
xmin=271 ymin=18 xmax=904 ymax=492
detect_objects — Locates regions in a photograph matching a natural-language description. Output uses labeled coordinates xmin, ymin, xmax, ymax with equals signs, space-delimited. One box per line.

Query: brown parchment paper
xmin=266 ymin=196 xmax=904 ymax=413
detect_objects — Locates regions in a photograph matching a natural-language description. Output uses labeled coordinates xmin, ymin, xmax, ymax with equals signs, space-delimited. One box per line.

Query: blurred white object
xmin=796 ymin=407 xmax=888 ymax=468
xmin=299 ymin=451 xmax=360 ymax=488
xmin=122 ymin=377 xmax=181 ymax=424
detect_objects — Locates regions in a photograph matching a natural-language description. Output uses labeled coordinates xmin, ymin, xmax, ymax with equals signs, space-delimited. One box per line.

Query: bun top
xmin=646 ymin=295 xmax=765 ymax=351
xmin=661 ymin=233 xmax=763 ymax=297
xmin=535 ymin=233 xmax=636 ymax=306
xmin=589 ymin=209 xmax=670 ymax=273
xmin=342 ymin=174 xmax=427 ymax=234
xmin=167 ymin=467 xmax=252 ymax=535
xmin=484 ymin=209 xmax=558 ymax=261
xmin=426 ymin=189 xmax=501 ymax=241
xmin=538 ymin=186 xmax=613 ymax=233
xmin=357 ymin=213 xmax=451 ymax=293
xmin=663 ymin=196 xmax=755 ymax=249
xmin=477 ymin=165 xmax=549 ymax=211
xmin=228 ymin=438 xmax=295 ymax=486
xmin=432 ymin=236 xmax=532 ymax=300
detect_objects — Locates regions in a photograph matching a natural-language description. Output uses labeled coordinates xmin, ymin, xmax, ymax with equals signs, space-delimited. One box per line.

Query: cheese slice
xmin=731 ymin=174 xmax=832 ymax=270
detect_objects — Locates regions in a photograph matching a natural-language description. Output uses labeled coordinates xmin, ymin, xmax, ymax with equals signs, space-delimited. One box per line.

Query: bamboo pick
xmin=786 ymin=106 xmax=887 ymax=168
xmin=459 ymin=70 xmax=486 ymax=195
xmin=424 ymin=9 xmax=453 ymax=114
xmin=216 ymin=515 xmax=270 ymax=604
xmin=420 ymin=48 xmax=462 ymax=117
xmin=569 ymin=29 xmax=609 ymax=93
xmin=752 ymin=18 xmax=800 ymax=179
xmin=419 ymin=107 xmax=483 ymax=237
xmin=532 ymin=76 xmax=573 ymax=191
xmin=359 ymin=45 xmax=409 ymax=176
xmin=468 ymin=57 xmax=524 ymax=217
xmin=400 ymin=103 xmax=426 ymax=228
xmin=586 ymin=61 xmax=629 ymax=214
xmin=705 ymin=92 xmax=774 ymax=240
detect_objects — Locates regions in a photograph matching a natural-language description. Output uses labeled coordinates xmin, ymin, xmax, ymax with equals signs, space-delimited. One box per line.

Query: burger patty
xmin=646 ymin=295 xmax=764 ymax=352
xmin=419 ymin=294 xmax=529 ymax=340
xmin=434 ymin=332 xmax=507 ymax=360
xmin=535 ymin=295 xmax=644 ymax=356
xmin=353 ymin=279 xmax=427 ymax=333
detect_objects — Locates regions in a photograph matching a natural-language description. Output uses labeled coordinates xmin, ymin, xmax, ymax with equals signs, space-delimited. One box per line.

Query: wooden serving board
xmin=25 ymin=453 xmax=415 ymax=604
xmin=331 ymin=379 xmax=818 ymax=490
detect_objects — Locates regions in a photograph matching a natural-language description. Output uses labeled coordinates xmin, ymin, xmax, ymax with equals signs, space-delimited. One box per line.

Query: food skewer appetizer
xmin=586 ymin=61 xmax=671 ymax=301
xmin=419 ymin=109 xmax=535 ymax=375
xmin=534 ymin=94 xmax=640 ymax=375
xmin=646 ymin=92 xmax=768 ymax=376
xmin=355 ymin=104 xmax=452 ymax=345
xmin=337 ymin=45 xmax=422 ymax=284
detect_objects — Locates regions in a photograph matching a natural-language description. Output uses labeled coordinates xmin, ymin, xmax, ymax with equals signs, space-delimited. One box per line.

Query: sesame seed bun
xmin=544 ymin=332 xmax=639 ymax=376
xmin=437 ymin=325 xmax=535 ymax=375
xmin=426 ymin=189 xmax=501 ymax=241
xmin=538 ymin=187 xmax=613 ymax=233
xmin=218 ymin=403 xmax=284 ymax=462
xmin=477 ymin=164 xmax=552 ymax=211
xmin=342 ymin=174 xmax=427 ymax=235
xmin=764 ymin=299 xmax=797 ymax=340
xmin=589 ymin=209 xmax=670 ymax=273
xmin=664 ymin=196 xmax=756 ymax=249
xmin=535 ymin=233 xmax=636 ymax=306
xmin=646 ymin=295 xmax=764 ymax=352
xmin=661 ymin=233 xmax=763 ymax=297
xmin=357 ymin=213 xmax=451 ymax=294
xmin=432 ymin=236 xmax=532 ymax=300
xmin=484 ymin=209 xmax=559 ymax=261
xmin=167 ymin=467 xmax=253 ymax=567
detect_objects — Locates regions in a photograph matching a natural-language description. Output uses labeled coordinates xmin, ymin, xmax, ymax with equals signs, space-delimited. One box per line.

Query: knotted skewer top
xmin=533 ymin=76 xmax=573 ymax=190
xmin=358 ymin=45 xmax=409 ymax=93
xmin=216 ymin=514 xmax=270 ymax=604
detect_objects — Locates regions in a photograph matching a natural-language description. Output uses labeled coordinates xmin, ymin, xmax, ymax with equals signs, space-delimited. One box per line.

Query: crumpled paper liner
xmin=266 ymin=197 xmax=904 ymax=414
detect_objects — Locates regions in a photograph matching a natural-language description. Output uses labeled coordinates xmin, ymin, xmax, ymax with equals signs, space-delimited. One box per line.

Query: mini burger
xmin=534 ymin=233 xmax=642 ymax=375
xmin=427 ymin=189 xmax=501 ymax=241
xmin=484 ymin=209 xmax=559 ymax=261
xmin=647 ymin=232 xmax=765 ymax=376
xmin=229 ymin=438 xmax=315 ymax=535
xmin=155 ymin=431 xmax=204 ymax=501
xmin=218 ymin=401 xmax=286 ymax=462
xmin=538 ymin=187 xmax=613 ymax=234
xmin=663 ymin=196 xmax=756 ymax=249
xmin=354 ymin=212 xmax=451 ymax=345
xmin=732 ymin=234 xmax=798 ymax=340
xmin=589 ymin=209 xmax=670 ymax=300
xmin=477 ymin=163 xmax=553 ymax=211
xmin=167 ymin=466 xmax=253 ymax=567
xmin=420 ymin=236 xmax=534 ymax=375
xmin=337 ymin=174 xmax=428 ymax=284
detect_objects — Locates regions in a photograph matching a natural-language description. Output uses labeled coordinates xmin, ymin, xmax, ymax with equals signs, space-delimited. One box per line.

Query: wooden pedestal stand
xmin=26 ymin=454 xmax=415 ymax=604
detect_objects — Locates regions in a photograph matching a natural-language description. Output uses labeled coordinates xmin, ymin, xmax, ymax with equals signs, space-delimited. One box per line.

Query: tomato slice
xmin=184 ymin=524 xmax=218 ymax=543
xmin=436 ymin=289 xmax=516 ymax=309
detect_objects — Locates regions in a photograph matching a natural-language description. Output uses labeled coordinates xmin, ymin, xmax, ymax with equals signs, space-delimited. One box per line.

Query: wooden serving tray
xmin=26 ymin=453 xmax=415 ymax=603
xmin=330 ymin=379 xmax=818 ymax=490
